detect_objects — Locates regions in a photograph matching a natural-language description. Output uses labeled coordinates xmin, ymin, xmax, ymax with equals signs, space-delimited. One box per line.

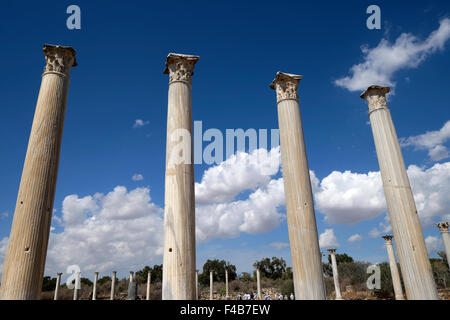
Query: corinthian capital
xmin=43 ymin=44 xmax=77 ymax=76
xmin=360 ymin=85 xmax=390 ymax=113
xmin=163 ymin=53 xmax=200 ymax=84
xmin=435 ymin=222 xmax=449 ymax=233
xmin=327 ymin=248 xmax=337 ymax=255
xmin=382 ymin=235 xmax=393 ymax=244
xmin=270 ymin=72 xmax=302 ymax=103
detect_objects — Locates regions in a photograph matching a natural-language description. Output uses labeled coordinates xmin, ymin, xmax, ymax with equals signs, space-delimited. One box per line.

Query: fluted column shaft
xmin=146 ymin=271 xmax=151 ymax=300
xmin=110 ymin=271 xmax=116 ymax=300
xmin=54 ymin=273 xmax=62 ymax=300
xmin=162 ymin=53 xmax=199 ymax=300
xmin=0 ymin=44 xmax=77 ymax=300
xmin=361 ymin=85 xmax=438 ymax=300
xmin=328 ymin=249 xmax=342 ymax=300
xmin=382 ymin=235 xmax=405 ymax=300
xmin=436 ymin=222 xmax=450 ymax=267
xmin=225 ymin=269 xmax=229 ymax=299
xmin=195 ymin=270 xmax=199 ymax=300
xmin=270 ymin=72 xmax=325 ymax=300
xmin=209 ymin=271 xmax=213 ymax=300
xmin=256 ymin=269 xmax=261 ymax=299
xmin=92 ymin=272 xmax=98 ymax=300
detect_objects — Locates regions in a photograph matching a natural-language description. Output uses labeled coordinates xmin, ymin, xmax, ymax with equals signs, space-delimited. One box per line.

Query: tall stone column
xmin=110 ymin=271 xmax=116 ymax=300
xmin=256 ymin=269 xmax=261 ymax=299
xmin=146 ymin=271 xmax=151 ymax=300
xmin=270 ymin=72 xmax=325 ymax=300
xmin=54 ymin=273 xmax=62 ymax=300
xmin=129 ymin=271 xmax=134 ymax=283
xmin=209 ymin=271 xmax=213 ymax=300
xmin=327 ymin=249 xmax=343 ymax=300
xmin=382 ymin=235 xmax=405 ymax=300
xmin=0 ymin=44 xmax=77 ymax=300
xmin=92 ymin=272 xmax=98 ymax=300
xmin=435 ymin=222 xmax=450 ymax=267
xmin=195 ymin=270 xmax=199 ymax=300
xmin=225 ymin=269 xmax=229 ymax=299
xmin=361 ymin=85 xmax=438 ymax=300
xmin=162 ymin=53 xmax=199 ymax=300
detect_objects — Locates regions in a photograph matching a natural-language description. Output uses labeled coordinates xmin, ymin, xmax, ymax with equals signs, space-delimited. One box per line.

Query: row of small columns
xmin=0 ymin=46 xmax=448 ymax=300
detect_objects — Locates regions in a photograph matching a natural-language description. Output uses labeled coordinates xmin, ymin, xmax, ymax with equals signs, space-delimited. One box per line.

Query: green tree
xmin=199 ymin=259 xmax=237 ymax=285
xmin=135 ymin=264 xmax=163 ymax=283
xmin=97 ymin=276 xmax=112 ymax=286
xmin=253 ymin=257 xmax=287 ymax=280
xmin=327 ymin=253 xmax=354 ymax=265
xmin=42 ymin=276 xmax=57 ymax=292
xmin=239 ymin=272 xmax=252 ymax=282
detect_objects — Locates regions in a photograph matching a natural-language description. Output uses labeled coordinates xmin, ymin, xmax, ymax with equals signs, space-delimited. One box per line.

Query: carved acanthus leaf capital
xmin=327 ymin=248 xmax=337 ymax=255
xmin=270 ymin=72 xmax=302 ymax=102
xmin=163 ymin=53 xmax=199 ymax=84
xmin=382 ymin=235 xmax=393 ymax=243
xmin=43 ymin=44 xmax=77 ymax=76
xmin=435 ymin=222 xmax=449 ymax=233
xmin=360 ymin=85 xmax=390 ymax=113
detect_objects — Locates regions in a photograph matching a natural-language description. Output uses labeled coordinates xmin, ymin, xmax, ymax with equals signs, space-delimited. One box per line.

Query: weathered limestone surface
xmin=146 ymin=271 xmax=151 ymax=300
xmin=435 ymin=222 xmax=450 ymax=267
xmin=256 ymin=269 xmax=261 ymax=299
xmin=110 ymin=271 xmax=117 ymax=300
xmin=270 ymin=72 xmax=325 ymax=300
xmin=92 ymin=272 xmax=98 ymax=300
xmin=162 ymin=53 xmax=199 ymax=300
xmin=382 ymin=235 xmax=405 ymax=300
xmin=361 ymin=85 xmax=438 ymax=300
xmin=195 ymin=270 xmax=199 ymax=300
xmin=0 ymin=44 xmax=77 ymax=300
xmin=54 ymin=273 xmax=62 ymax=300
xmin=225 ymin=269 xmax=229 ymax=299
xmin=210 ymin=271 xmax=213 ymax=300
xmin=327 ymin=249 xmax=343 ymax=300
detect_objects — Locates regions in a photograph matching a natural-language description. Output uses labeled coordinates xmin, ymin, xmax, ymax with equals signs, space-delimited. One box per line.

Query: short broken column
xmin=225 ymin=269 xmax=229 ymax=299
xmin=327 ymin=249 xmax=343 ymax=300
xmin=162 ymin=53 xmax=199 ymax=300
xmin=146 ymin=271 xmax=151 ymax=300
xmin=73 ymin=271 xmax=80 ymax=300
xmin=54 ymin=273 xmax=62 ymax=300
xmin=382 ymin=235 xmax=405 ymax=300
xmin=0 ymin=44 xmax=77 ymax=300
xmin=210 ymin=271 xmax=213 ymax=300
xmin=110 ymin=271 xmax=116 ymax=300
xmin=270 ymin=72 xmax=326 ymax=300
xmin=256 ymin=269 xmax=261 ymax=299
xmin=361 ymin=85 xmax=438 ymax=300
xmin=435 ymin=222 xmax=450 ymax=267
xmin=92 ymin=272 xmax=98 ymax=300
xmin=129 ymin=271 xmax=134 ymax=283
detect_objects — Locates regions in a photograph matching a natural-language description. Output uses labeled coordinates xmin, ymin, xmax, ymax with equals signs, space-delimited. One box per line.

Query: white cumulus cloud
xmin=319 ymin=229 xmax=339 ymax=248
xmin=425 ymin=236 xmax=443 ymax=254
xmin=133 ymin=119 xmax=150 ymax=128
xmin=335 ymin=18 xmax=450 ymax=92
xmin=348 ymin=234 xmax=363 ymax=243
xmin=132 ymin=173 xmax=144 ymax=181
xmin=400 ymin=120 xmax=450 ymax=161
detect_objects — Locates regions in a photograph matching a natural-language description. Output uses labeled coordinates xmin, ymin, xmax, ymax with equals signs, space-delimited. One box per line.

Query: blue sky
xmin=0 ymin=1 xmax=449 ymax=281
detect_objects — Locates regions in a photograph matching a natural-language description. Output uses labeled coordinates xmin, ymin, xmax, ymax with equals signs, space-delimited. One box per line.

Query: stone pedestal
xmin=110 ymin=271 xmax=116 ymax=300
xmin=361 ymin=85 xmax=438 ymax=300
xmin=327 ymin=249 xmax=343 ymax=300
xmin=382 ymin=235 xmax=405 ymax=300
xmin=0 ymin=44 xmax=77 ymax=300
xmin=162 ymin=53 xmax=199 ymax=300
xmin=54 ymin=273 xmax=62 ymax=300
xmin=270 ymin=72 xmax=325 ymax=300
xmin=92 ymin=272 xmax=98 ymax=300
xmin=435 ymin=222 xmax=450 ymax=267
